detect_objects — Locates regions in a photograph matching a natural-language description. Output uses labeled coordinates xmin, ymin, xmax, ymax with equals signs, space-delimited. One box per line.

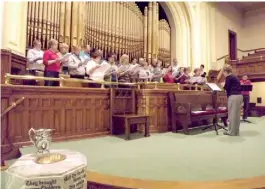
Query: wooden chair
xmin=110 ymin=88 xmax=150 ymax=140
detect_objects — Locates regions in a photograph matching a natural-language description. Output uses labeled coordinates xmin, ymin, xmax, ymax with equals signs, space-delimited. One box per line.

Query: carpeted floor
xmin=1 ymin=117 xmax=265 ymax=188
xmin=16 ymin=117 xmax=265 ymax=182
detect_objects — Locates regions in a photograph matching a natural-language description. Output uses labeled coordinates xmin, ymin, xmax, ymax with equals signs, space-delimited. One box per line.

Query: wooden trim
xmin=87 ymin=171 xmax=265 ymax=189
xmin=2 ymin=166 xmax=265 ymax=188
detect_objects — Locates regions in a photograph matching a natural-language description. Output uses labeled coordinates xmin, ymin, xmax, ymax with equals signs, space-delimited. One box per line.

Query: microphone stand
xmin=1 ymin=97 xmax=25 ymax=166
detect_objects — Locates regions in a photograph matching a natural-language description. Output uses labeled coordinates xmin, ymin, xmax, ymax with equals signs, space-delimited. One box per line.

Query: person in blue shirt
xmin=80 ymin=44 xmax=91 ymax=62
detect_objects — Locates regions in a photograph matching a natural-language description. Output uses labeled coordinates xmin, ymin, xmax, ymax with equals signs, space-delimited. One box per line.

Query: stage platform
xmin=1 ymin=117 xmax=264 ymax=189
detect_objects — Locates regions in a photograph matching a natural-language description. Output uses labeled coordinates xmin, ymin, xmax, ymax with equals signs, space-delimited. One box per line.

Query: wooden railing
xmin=3 ymin=73 xmax=208 ymax=91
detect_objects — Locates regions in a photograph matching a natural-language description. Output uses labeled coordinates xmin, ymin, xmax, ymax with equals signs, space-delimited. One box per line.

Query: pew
xmin=169 ymin=91 xmax=227 ymax=134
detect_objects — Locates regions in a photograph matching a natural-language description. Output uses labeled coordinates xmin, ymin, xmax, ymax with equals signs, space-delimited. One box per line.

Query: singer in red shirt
xmin=240 ymin=75 xmax=252 ymax=120
xmin=163 ymin=66 xmax=175 ymax=83
xmin=43 ymin=39 xmax=62 ymax=86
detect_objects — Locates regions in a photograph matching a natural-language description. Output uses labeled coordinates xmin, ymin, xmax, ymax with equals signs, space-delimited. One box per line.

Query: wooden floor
xmin=87 ymin=171 xmax=265 ymax=189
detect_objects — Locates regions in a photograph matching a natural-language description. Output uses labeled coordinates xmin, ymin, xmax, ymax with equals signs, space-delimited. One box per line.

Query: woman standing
xmin=43 ymin=39 xmax=62 ymax=86
xmin=223 ymin=65 xmax=243 ymax=136
xmin=68 ymin=46 xmax=86 ymax=79
xmin=117 ymin=54 xmax=131 ymax=83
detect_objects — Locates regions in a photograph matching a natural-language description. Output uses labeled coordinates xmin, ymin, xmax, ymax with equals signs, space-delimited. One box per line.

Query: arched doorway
xmin=160 ymin=2 xmax=193 ymax=68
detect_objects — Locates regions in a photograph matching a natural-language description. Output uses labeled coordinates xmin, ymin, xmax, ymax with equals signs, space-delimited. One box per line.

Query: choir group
xmin=27 ymin=39 xmax=207 ymax=86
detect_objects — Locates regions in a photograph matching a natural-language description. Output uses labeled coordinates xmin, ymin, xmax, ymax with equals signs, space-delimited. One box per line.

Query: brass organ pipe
xmin=37 ymin=2 xmax=42 ymax=41
xmin=147 ymin=3 xmax=152 ymax=64
xmin=27 ymin=2 xmax=32 ymax=47
xmin=39 ymin=2 xmax=44 ymax=43
xmin=103 ymin=2 xmax=107 ymax=56
xmin=56 ymin=2 xmax=60 ymax=41
xmin=33 ymin=2 xmax=39 ymax=41
xmin=121 ymin=3 xmax=125 ymax=56
xmin=46 ymin=2 xmax=51 ymax=45
xmin=64 ymin=2 xmax=71 ymax=45
xmin=115 ymin=2 xmax=120 ymax=57
xmin=42 ymin=2 xmax=48 ymax=49
xmin=71 ymin=2 xmax=78 ymax=46
xmin=51 ymin=1 xmax=55 ymax=39
xmin=90 ymin=2 xmax=94 ymax=48
xmin=85 ymin=2 xmax=88 ymax=45
xmin=111 ymin=2 xmax=116 ymax=54
xmin=144 ymin=7 xmax=147 ymax=60
xmin=152 ymin=2 xmax=156 ymax=59
xmin=156 ymin=3 xmax=159 ymax=56
xmin=78 ymin=2 xmax=82 ymax=46
xmin=99 ymin=2 xmax=103 ymax=51
xmin=107 ymin=2 xmax=111 ymax=55
xmin=95 ymin=2 xmax=99 ymax=49
xmin=126 ymin=2 xmax=129 ymax=56
xmin=139 ymin=9 xmax=143 ymax=58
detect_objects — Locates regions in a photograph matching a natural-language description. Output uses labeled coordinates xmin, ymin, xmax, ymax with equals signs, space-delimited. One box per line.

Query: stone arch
xmin=159 ymin=2 xmax=193 ymax=68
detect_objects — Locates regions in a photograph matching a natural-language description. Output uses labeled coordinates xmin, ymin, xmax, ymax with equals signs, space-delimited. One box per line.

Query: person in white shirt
xmin=86 ymin=49 xmax=102 ymax=84
xmin=68 ymin=46 xmax=86 ymax=79
xmin=105 ymin=52 xmax=118 ymax=82
xmin=172 ymin=58 xmax=179 ymax=73
xmin=139 ymin=61 xmax=153 ymax=82
xmin=27 ymin=40 xmax=44 ymax=75
xmin=189 ymin=68 xmax=206 ymax=85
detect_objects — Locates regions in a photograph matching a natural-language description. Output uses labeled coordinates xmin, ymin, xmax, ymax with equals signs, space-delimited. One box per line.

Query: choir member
xmin=131 ymin=57 xmax=137 ymax=65
xmin=26 ymin=40 xmax=44 ymax=75
xmin=117 ymin=54 xmax=131 ymax=83
xmin=68 ymin=46 xmax=86 ymax=79
xmin=150 ymin=59 xmax=163 ymax=82
xmin=189 ymin=68 xmax=206 ymax=85
xmin=163 ymin=66 xmax=175 ymax=83
xmin=105 ymin=52 xmax=118 ymax=82
xmin=223 ymin=65 xmax=243 ymax=136
xmin=86 ymin=49 xmax=102 ymax=81
xmin=58 ymin=43 xmax=69 ymax=74
xmin=43 ymin=39 xmax=62 ymax=86
xmin=139 ymin=61 xmax=153 ymax=82
xmin=178 ymin=67 xmax=191 ymax=84
xmin=200 ymin=64 xmax=206 ymax=77
xmin=240 ymin=75 xmax=252 ymax=120
xmin=80 ymin=44 xmax=91 ymax=62
xmin=172 ymin=58 xmax=179 ymax=73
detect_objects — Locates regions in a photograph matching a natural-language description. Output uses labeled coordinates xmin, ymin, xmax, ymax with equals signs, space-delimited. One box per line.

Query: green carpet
xmin=7 ymin=117 xmax=265 ymax=183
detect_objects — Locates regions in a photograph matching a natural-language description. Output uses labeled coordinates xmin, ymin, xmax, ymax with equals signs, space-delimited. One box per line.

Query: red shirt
xmin=43 ymin=49 xmax=61 ymax=72
xmin=240 ymin=79 xmax=252 ymax=95
xmin=163 ymin=72 xmax=175 ymax=83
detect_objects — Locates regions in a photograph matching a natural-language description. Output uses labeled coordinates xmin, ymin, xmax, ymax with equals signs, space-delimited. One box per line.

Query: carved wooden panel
xmin=136 ymin=90 xmax=169 ymax=132
xmin=231 ymin=60 xmax=265 ymax=81
xmin=1 ymin=85 xmax=110 ymax=148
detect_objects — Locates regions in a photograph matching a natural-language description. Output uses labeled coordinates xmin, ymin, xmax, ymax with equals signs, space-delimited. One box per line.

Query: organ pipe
xmin=147 ymin=3 xmax=152 ymax=64
xmin=144 ymin=7 xmax=147 ymax=59
xmin=27 ymin=2 xmax=162 ymax=61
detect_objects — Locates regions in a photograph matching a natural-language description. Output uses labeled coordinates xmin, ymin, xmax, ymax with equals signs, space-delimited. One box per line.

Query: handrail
xmin=216 ymin=47 xmax=265 ymax=62
xmin=3 ymin=73 xmax=207 ymax=91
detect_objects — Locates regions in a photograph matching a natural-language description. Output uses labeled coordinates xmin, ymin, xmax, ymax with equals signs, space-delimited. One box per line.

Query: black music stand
xmin=241 ymin=85 xmax=253 ymax=123
xmin=202 ymin=83 xmax=228 ymax=135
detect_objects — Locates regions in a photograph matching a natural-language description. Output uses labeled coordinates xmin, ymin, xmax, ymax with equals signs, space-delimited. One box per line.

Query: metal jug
xmin=28 ymin=128 xmax=54 ymax=154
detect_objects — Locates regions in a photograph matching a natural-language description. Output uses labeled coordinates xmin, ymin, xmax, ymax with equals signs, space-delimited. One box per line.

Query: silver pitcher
xmin=28 ymin=128 xmax=54 ymax=155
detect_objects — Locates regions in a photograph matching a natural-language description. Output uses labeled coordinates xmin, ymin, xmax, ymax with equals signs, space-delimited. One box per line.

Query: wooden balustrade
xmin=1 ymin=84 xmax=212 ymax=150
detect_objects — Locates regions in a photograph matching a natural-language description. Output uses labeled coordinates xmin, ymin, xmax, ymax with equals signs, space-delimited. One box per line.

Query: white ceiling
xmin=229 ymin=2 xmax=265 ymax=13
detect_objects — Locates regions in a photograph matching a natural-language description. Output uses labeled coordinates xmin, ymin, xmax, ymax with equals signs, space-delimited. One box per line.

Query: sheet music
xmin=128 ymin=64 xmax=140 ymax=72
xmin=58 ymin=53 xmax=71 ymax=61
xmin=90 ymin=61 xmax=112 ymax=81
xmin=206 ymin=83 xmax=222 ymax=91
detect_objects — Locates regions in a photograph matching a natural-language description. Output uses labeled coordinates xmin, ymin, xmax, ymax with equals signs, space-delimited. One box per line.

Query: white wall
xmin=214 ymin=3 xmax=243 ymax=69
xmin=241 ymin=8 xmax=265 ymax=50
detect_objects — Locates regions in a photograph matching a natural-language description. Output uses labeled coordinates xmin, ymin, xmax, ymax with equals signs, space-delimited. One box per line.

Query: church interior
xmin=1 ymin=1 xmax=265 ymax=189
